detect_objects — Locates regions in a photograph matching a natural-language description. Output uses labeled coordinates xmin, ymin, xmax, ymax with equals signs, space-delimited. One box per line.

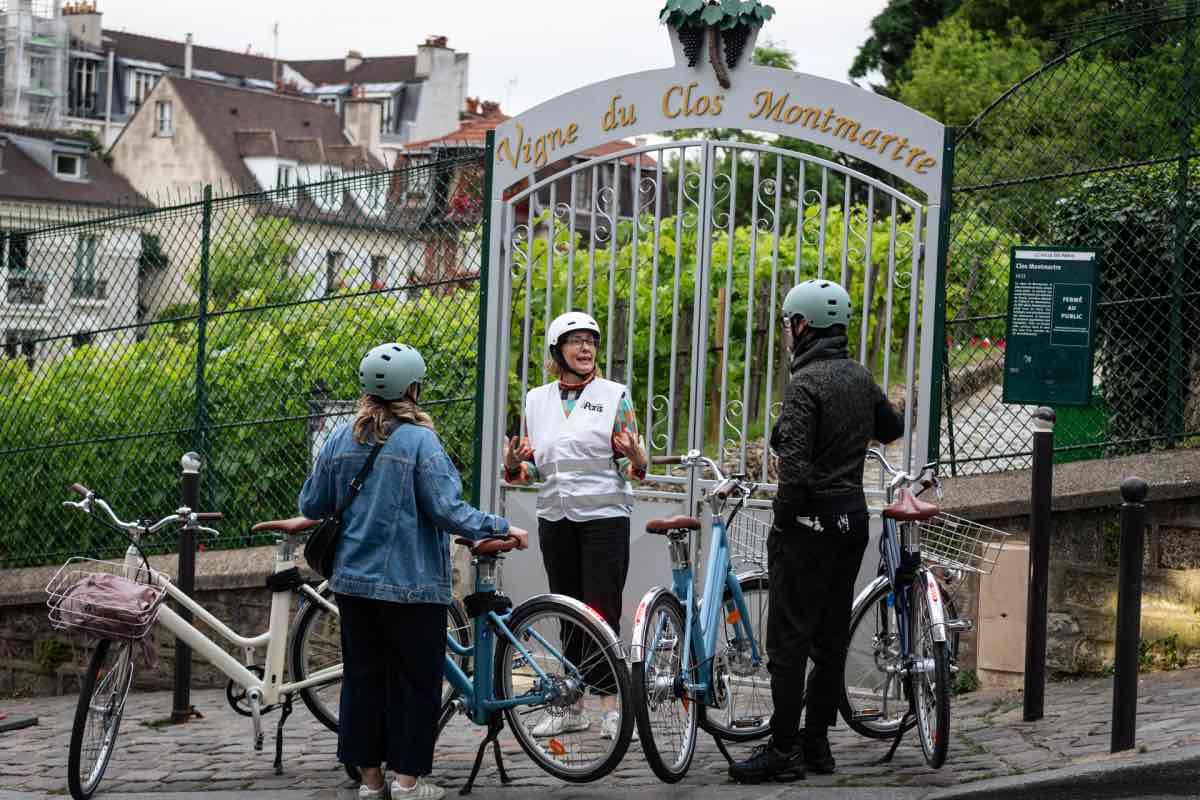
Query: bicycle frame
xmin=441 ymin=554 xmax=595 ymax=726
xmin=120 ymin=537 xmax=341 ymax=707
xmin=630 ymin=506 xmax=763 ymax=707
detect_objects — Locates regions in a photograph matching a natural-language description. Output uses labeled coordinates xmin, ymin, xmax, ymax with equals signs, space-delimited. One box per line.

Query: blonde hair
xmin=352 ymin=392 xmax=435 ymax=444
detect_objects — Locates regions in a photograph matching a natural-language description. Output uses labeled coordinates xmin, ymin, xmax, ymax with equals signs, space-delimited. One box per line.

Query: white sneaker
xmin=390 ymin=778 xmax=445 ymax=799
xmin=530 ymin=709 xmax=591 ymax=737
xmin=600 ymin=710 xmax=638 ymax=741
xmin=358 ymin=782 xmax=387 ymax=799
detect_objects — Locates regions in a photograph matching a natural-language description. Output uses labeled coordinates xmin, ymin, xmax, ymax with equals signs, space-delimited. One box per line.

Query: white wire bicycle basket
xmin=917 ymin=513 xmax=1011 ymax=575
xmin=726 ymin=511 xmax=771 ymax=571
xmin=46 ymin=558 xmax=166 ymax=641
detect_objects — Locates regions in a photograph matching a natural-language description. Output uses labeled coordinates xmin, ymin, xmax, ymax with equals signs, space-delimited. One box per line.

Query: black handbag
xmin=304 ymin=441 xmax=384 ymax=580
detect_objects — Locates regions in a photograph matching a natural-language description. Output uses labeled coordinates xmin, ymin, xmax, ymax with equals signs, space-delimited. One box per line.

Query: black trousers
xmin=538 ymin=515 xmax=630 ymax=694
xmin=766 ymin=511 xmax=870 ymax=749
xmin=336 ymin=594 xmax=446 ymax=774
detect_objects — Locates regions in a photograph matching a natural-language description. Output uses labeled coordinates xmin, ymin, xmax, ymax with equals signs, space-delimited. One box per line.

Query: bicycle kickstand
xmin=461 ymin=713 xmax=511 ymax=796
xmin=272 ymin=695 xmax=294 ymax=776
xmin=877 ymin=708 xmax=915 ymax=765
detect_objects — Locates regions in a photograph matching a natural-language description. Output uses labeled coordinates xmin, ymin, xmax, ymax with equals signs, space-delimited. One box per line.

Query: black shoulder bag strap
xmin=336 ymin=441 xmax=384 ymax=519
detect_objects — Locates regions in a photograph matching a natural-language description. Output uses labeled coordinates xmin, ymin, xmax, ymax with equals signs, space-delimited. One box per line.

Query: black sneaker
xmin=728 ymin=740 xmax=806 ymax=783
xmin=802 ymin=730 xmax=836 ymax=775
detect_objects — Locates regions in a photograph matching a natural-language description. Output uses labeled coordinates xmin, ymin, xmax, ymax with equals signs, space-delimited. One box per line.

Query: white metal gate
xmin=481 ymin=138 xmax=938 ymax=512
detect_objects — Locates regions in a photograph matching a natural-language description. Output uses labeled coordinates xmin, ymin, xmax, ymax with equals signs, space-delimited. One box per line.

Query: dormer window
xmin=55 ymin=154 xmax=82 ymax=178
xmin=155 ymin=100 xmax=173 ymax=136
xmin=277 ymin=164 xmax=296 ymax=190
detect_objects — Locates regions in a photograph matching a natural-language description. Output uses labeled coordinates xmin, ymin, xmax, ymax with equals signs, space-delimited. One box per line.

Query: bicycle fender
xmin=852 ymin=575 xmax=891 ymax=612
xmin=523 ymin=592 xmax=627 ymax=660
xmin=628 ymin=585 xmax=672 ymax=664
xmin=922 ymin=570 xmax=948 ymax=643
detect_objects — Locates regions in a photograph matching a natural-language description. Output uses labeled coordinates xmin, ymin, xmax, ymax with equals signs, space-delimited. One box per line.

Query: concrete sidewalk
xmin=2 ymin=668 xmax=1199 ymax=797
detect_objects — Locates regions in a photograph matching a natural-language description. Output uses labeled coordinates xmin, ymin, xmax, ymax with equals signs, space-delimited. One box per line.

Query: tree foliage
xmin=897 ymin=18 xmax=1044 ymax=126
xmin=850 ymin=0 xmax=963 ymax=93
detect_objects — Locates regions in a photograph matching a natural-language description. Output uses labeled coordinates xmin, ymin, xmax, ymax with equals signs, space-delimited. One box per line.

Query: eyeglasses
xmin=562 ymin=334 xmax=598 ymax=349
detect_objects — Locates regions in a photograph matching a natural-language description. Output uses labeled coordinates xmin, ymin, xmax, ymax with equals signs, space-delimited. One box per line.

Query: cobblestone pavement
xmin=2 ymin=668 xmax=1199 ymax=797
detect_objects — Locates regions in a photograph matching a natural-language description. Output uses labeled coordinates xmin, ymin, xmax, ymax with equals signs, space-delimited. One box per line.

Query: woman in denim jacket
xmin=300 ymin=343 xmax=528 ymax=800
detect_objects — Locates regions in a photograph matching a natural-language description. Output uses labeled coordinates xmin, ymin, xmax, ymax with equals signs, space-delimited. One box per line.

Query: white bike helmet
xmin=547 ymin=311 xmax=601 ymax=375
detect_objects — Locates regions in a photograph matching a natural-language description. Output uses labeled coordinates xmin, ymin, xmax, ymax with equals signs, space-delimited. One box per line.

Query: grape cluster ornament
xmin=660 ymin=0 xmax=775 ymax=88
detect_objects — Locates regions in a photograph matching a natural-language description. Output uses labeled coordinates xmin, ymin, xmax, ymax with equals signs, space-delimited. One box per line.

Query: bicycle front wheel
xmin=494 ymin=597 xmax=633 ymax=783
xmin=631 ymin=591 xmax=699 ymax=783
xmin=841 ymin=579 xmax=907 ymax=739
xmin=69 ymin=639 xmax=135 ymax=800
xmin=700 ymin=572 xmax=773 ymax=742
xmin=910 ymin=570 xmax=951 ymax=768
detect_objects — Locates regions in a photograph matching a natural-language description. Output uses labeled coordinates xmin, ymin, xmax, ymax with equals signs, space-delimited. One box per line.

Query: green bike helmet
xmin=782 ymin=279 xmax=852 ymax=329
xmin=358 ymin=343 xmax=426 ymax=400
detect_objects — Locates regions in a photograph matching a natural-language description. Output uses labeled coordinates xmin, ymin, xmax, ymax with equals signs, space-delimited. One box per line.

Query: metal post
xmin=1024 ymin=406 xmax=1055 ymax=722
xmin=1112 ymin=476 xmax=1149 ymax=753
xmin=471 ymin=133 xmax=496 ymax=508
xmin=172 ymin=451 xmax=202 ymax=722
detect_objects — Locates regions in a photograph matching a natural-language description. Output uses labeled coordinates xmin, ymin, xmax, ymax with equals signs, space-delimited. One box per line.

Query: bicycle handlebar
xmin=650 ymin=455 xmax=682 ymax=465
xmin=64 ymin=483 xmax=223 ymax=535
xmin=865 ymin=449 xmax=941 ymax=496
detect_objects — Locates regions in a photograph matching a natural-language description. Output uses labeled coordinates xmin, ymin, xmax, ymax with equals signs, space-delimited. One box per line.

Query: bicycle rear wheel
xmin=68 ymin=639 xmax=134 ymax=800
xmin=841 ymin=579 xmax=907 ymax=739
xmin=631 ymin=591 xmax=699 ymax=783
xmin=910 ymin=570 xmax=951 ymax=768
xmin=292 ymin=590 xmax=470 ymax=733
xmin=494 ymin=596 xmax=633 ymax=783
xmin=700 ymin=572 xmax=772 ymax=742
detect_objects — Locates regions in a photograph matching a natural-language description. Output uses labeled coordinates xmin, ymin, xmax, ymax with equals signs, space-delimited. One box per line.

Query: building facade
xmin=0 ymin=1 xmax=467 ymax=161
xmin=0 ymin=122 xmax=150 ymax=363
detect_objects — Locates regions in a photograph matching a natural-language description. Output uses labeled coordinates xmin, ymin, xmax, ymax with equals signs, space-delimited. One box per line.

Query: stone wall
xmin=939 ymin=448 xmax=1200 ymax=680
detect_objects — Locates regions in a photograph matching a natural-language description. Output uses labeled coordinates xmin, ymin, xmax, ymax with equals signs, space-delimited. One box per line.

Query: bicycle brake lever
xmin=196 ymin=526 xmax=221 ymax=537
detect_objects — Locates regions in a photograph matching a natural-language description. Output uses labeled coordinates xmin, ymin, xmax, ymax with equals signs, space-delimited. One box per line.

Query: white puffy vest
xmin=525 ymin=377 xmax=634 ymax=522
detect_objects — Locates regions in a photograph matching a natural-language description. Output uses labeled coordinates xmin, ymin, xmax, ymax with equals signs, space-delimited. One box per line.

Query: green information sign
xmin=1002 ymin=247 xmax=1099 ymax=406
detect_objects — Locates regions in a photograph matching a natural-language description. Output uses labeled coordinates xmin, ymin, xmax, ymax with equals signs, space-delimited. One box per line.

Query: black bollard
xmin=172 ymin=451 xmax=202 ymax=723
xmin=1024 ymin=407 xmax=1055 ymax=722
xmin=1111 ymin=476 xmax=1149 ymax=753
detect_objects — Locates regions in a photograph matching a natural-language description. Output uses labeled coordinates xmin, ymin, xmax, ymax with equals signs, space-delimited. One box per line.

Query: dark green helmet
xmin=782 ymin=279 xmax=852 ymax=329
xmin=358 ymin=343 xmax=426 ymax=400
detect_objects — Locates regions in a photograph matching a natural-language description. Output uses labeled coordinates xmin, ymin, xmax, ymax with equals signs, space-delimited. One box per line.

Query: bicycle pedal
xmin=731 ymin=716 xmax=764 ymax=728
xmin=854 ymin=709 xmax=884 ymax=722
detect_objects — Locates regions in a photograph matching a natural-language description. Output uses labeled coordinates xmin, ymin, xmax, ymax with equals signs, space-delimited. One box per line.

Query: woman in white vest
xmin=504 ymin=311 xmax=647 ymax=741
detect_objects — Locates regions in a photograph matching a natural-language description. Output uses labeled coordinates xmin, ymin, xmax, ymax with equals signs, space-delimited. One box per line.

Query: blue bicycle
xmin=434 ymin=534 xmax=634 ymax=794
xmin=629 ymin=450 xmax=773 ymax=783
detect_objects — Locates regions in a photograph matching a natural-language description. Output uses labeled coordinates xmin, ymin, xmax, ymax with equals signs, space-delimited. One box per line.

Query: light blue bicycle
xmin=629 ymin=450 xmax=773 ymax=783
xmin=434 ymin=533 xmax=634 ymax=794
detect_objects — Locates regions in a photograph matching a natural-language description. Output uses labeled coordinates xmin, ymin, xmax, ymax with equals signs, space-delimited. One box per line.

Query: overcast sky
xmin=98 ymin=1 xmax=887 ymax=114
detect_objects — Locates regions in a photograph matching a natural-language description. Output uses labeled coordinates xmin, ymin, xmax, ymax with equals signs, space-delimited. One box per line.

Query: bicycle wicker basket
xmin=918 ymin=513 xmax=1010 ymax=575
xmin=727 ymin=512 xmax=771 ymax=571
xmin=46 ymin=558 xmax=166 ymax=641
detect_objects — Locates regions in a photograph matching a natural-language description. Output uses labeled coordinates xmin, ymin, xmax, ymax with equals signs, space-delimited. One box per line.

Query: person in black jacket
xmin=730 ymin=278 xmax=905 ymax=784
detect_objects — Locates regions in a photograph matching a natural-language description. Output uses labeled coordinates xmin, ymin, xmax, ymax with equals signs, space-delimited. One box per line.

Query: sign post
xmin=1003 ymin=248 xmax=1099 ymax=406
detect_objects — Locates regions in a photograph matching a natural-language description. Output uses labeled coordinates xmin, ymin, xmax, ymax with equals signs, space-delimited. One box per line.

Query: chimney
xmin=345 ymin=49 xmax=363 ymax=73
xmin=64 ymin=2 xmax=103 ymax=51
xmin=344 ymin=98 xmax=383 ymax=163
xmin=184 ymin=33 xmax=194 ymax=79
xmin=415 ymin=35 xmax=450 ymax=79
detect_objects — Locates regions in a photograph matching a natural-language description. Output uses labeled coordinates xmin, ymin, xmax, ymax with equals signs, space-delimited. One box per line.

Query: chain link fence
xmin=0 ymin=152 xmax=487 ymax=568
xmin=937 ymin=2 xmax=1200 ymax=474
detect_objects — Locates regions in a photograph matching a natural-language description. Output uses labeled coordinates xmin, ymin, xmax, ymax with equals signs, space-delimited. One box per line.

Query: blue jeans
xmin=336 ymin=594 xmax=446 ymax=774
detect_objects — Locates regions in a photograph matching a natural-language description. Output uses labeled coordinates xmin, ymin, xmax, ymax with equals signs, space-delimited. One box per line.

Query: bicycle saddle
xmin=881 ymin=488 xmax=938 ymax=522
xmin=645 ymin=515 xmax=702 ymax=534
xmin=251 ymin=517 xmax=320 ymax=534
xmin=455 ymin=535 xmax=521 ymax=555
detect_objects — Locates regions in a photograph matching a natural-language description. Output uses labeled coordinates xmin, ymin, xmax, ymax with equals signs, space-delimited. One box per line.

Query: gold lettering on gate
xmin=496 ymin=121 xmax=581 ymax=169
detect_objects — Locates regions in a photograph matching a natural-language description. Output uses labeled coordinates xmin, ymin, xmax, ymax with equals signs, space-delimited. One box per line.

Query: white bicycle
xmin=52 ymin=483 xmax=402 ymax=799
